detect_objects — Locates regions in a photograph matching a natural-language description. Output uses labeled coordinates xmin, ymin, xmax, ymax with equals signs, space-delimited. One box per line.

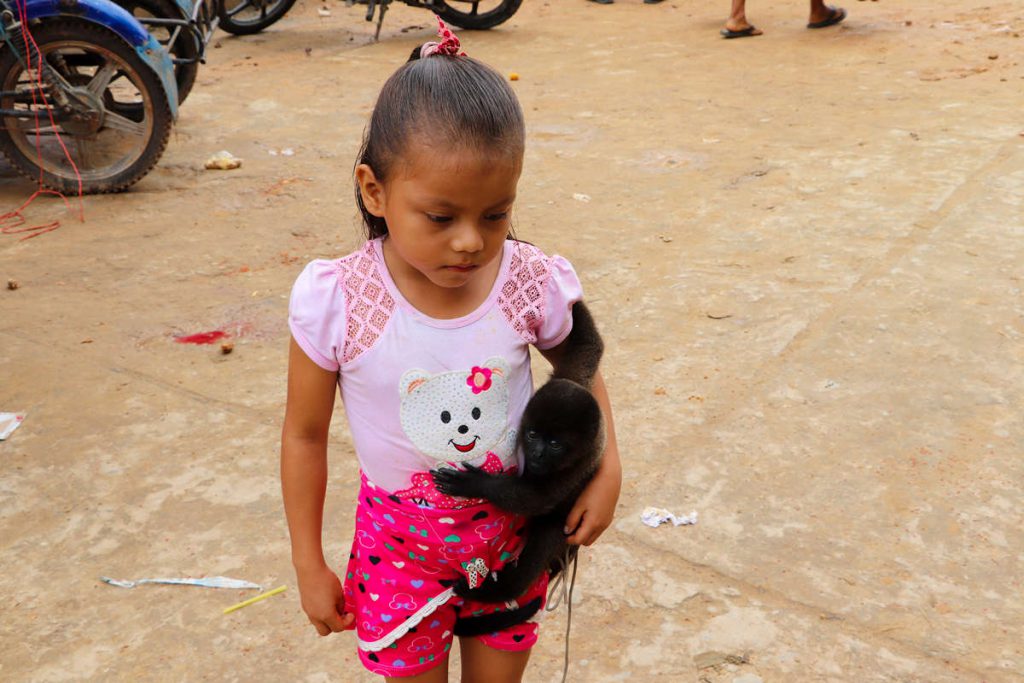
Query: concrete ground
xmin=1 ymin=0 xmax=1022 ymax=681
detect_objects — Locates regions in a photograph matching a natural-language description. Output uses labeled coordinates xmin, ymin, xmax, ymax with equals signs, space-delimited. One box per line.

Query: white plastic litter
xmin=641 ymin=507 xmax=698 ymax=528
xmin=204 ymin=150 xmax=242 ymax=170
xmin=0 ymin=412 xmax=25 ymax=441
xmin=101 ymin=576 xmax=261 ymax=590
xmin=572 ymin=193 xmax=591 ymax=203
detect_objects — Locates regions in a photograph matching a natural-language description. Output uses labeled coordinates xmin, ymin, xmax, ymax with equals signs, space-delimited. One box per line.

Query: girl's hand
xmin=295 ymin=563 xmax=354 ymax=636
xmin=564 ymin=455 xmax=621 ymax=546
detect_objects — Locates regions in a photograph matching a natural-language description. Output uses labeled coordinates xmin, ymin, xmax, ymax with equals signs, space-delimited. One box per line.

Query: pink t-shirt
xmin=288 ymin=238 xmax=582 ymax=502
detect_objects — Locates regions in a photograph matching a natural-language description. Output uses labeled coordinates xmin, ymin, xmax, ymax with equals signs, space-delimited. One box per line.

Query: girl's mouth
xmin=449 ymin=436 xmax=479 ymax=453
xmin=445 ymin=264 xmax=477 ymax=273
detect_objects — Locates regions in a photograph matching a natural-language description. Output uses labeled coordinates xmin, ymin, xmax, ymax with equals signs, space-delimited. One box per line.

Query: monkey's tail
xmin=545 ymin=547 xmax=580 ymax=683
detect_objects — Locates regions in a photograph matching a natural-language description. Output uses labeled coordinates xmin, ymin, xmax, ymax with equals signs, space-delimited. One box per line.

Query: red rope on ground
xmin=1 ymin=0 xmax=85 ymax=241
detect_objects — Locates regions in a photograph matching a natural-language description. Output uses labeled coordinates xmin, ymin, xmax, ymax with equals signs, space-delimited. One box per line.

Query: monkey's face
xmin=520 ymin=379 xmax=602 ymax=477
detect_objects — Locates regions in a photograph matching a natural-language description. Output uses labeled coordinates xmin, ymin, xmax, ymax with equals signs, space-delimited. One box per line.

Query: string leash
xmin=545 ymin=546 xmax=579 ymax=683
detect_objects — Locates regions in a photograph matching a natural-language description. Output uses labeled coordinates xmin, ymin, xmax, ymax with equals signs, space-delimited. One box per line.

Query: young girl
xmin=281 ymin=20 xmax=621 ymax=683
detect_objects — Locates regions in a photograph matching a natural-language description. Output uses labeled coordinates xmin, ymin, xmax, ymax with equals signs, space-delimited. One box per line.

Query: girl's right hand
xmin=296 ymin=563 xmax=355 ymax=636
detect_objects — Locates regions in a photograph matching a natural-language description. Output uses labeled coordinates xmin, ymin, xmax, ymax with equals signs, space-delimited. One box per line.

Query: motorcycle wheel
xmin=0 ymin=20 xmax=174 ymax=194
xmin=432 ymin=0 xmax=523 ymax=30
xmin=117 ymin=0 xmax=200 ymax=104
xmin=217 ymin=0 xmax=298 ymax=35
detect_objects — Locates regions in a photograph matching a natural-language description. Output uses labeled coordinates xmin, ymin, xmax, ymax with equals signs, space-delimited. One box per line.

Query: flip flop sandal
xmin=588 ymin=0 xmax=614 ymax=4
xmin=720 ymin=26 xmax=762 ymax=39
xmin=807 ymin=6 xmax=847 ymax=29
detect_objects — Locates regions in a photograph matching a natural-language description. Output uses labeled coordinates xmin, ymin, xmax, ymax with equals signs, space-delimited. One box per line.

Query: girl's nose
xmin=451 ymin=222 xmax=484 ymax=253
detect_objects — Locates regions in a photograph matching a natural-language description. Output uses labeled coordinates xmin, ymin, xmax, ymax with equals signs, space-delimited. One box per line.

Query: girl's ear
xmin=355 ymin=164 xmax=386 ymax=217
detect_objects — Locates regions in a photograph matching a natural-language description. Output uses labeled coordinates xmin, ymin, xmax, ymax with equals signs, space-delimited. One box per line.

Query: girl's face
xmin=357 ymin=141 xmax=522 ymax=293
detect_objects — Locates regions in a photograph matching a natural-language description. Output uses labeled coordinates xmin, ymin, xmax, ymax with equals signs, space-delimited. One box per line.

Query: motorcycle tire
xmin=116 ymin=0 xmax=200 ymax=104
xmin=217 ymin=0 xmax=298 ymax=35
xmin=0 ymin=19 xmax=174 ymax=194
xmin=432 ymin=0 xmax=523 ymax=30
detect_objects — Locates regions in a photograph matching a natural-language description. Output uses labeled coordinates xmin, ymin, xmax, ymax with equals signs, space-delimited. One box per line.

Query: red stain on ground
xmin=175 ymin=330 xmax=229 ymax=345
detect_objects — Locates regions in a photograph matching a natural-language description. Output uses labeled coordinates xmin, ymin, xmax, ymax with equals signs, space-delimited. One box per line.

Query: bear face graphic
xmin=399 ymin=358 xmax=513 ymax=464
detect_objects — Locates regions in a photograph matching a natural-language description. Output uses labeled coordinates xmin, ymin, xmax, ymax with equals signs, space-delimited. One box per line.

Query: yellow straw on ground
xmin=222 ymin=585 xmax=287 ymax=615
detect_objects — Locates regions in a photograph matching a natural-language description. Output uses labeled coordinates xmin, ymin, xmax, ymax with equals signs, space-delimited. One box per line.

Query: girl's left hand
xmin=564 ymin=461 xmax=621 ymax=546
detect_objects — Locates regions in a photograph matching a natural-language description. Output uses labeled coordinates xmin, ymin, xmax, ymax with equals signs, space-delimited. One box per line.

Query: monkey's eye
xmin=547 ymin=439 xmax=564 ymax=453
xmin=441 ymin=411 xmax=451 ymax=424
xmin=471 ymin=407 xmax=481 ymax=420
xmin=526 ymin=429 xmax=539 ymax=441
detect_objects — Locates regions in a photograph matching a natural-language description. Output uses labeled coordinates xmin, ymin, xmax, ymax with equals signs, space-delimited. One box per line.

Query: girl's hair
xmin=355 ymin=50 xmax=525 ymax=239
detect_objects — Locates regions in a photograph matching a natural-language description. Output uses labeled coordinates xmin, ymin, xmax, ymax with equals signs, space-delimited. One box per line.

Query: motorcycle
xmin=358 ymin=0 xmax=523 ymax=39
xmin=114 ymin=0 xmax=296 ymax=106
xmin=0 ymin=0 xmax=178 ymax=193
xmin=114 ymin=0 xmax=522 ymax=107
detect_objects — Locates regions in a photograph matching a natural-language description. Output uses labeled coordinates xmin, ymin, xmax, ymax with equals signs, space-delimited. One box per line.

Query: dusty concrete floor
xmin=1 ymin=0 xmax=1022 ymax=681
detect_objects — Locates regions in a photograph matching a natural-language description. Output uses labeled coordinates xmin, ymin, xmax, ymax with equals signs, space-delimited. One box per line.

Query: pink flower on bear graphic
xmin=466 ymin=366 xmax=492 ymax=394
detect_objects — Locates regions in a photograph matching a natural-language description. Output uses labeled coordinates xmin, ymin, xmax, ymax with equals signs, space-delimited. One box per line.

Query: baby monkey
xmin=433 ymin=301 xmax=605 ymax=614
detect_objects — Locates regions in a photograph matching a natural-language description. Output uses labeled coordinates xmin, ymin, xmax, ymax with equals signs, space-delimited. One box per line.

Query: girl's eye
xmin=426 ymin=214 xmax=452 ymax=224
xmin=485 ymin=212 xmax=509 ymax=222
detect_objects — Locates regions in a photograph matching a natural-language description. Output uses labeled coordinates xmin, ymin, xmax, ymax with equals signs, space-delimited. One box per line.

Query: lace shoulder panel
xmin=336 ymin=242 xmax=396 ymax=365
xmin=497 ymin=242 xmax=551 ymax=344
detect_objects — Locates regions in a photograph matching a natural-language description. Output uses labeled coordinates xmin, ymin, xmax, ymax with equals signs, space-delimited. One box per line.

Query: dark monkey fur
xmin=433 ymin=302 xmax=605 ymax=636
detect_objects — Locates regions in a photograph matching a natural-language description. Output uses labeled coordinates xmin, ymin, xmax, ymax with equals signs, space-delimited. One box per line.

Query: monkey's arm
xmin=456 ymin=519 xmax=568 ymax=603
xmin=453 ymin=596 xmax=543 ymax=637
xmin=431 ymin=466 xmax=566 ymax=517
xmin=549 ymin=301 xmax=604 ymax=389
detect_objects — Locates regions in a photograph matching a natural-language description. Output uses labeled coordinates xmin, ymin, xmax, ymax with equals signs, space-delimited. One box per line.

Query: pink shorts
xmin=344 ymin=475 xmax=548 ymax=678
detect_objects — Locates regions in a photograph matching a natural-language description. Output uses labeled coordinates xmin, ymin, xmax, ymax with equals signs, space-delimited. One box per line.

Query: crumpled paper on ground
xmin=0 ymin=412 xmax=25 ymax=441
xmin=641 ymin=506 xmax=698 ymax=528
xmin=204 ymin=151 xmax=242 ymax=170
xmin=101 ymin=576 xmax=261 ymax=590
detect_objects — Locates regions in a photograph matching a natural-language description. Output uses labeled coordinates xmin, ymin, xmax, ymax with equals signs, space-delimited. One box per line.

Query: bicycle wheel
xmin=432 ymin=0 xmax=522 ymax=30
xmin=117 ymin=0 xmax=201 ymax=104
xmin=217 ymin=0 xmax=298 ymax=35
xmin=0 ymin=20 xmax=174 ymax=193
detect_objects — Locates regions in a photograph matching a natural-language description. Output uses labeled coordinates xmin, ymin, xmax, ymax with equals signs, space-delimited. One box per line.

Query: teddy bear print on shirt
xmin=394 ymin=357 xmax=517 ymax=508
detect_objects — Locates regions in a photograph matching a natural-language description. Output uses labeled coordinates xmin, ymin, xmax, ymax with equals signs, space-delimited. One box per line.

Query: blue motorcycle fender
xmin=22 ymin=0 xmax=178 ymax=118
xmin=170 ymin=0 xmax=194 ymax=19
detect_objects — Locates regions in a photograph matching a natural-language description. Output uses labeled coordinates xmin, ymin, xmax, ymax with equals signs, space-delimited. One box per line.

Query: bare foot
xmin=807 ymin=5 xmax=846 ymax=28
xmin=722 ymin=21 xmax=763 ymax=38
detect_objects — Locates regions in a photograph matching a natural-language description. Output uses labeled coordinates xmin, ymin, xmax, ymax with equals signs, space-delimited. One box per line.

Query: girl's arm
xmin=538 ymin=346 xmax=622 ymax=547
xmin=563 ymin=369 xmax=620 ymax=546
xmin=281 ymin=338 xmax=354 ymax=635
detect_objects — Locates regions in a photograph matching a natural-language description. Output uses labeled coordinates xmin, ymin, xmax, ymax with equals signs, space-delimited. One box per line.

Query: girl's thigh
xmin=458 ymin=636 xmax=532 ymax=683
xmin=384 ymin=657 xmax=449 ymax=683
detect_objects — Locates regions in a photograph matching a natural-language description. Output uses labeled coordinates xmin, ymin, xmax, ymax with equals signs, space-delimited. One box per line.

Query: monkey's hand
xmin=431 ymin=464 xmax=495 ymax=500
xmin=453 ymin=574 xmax=514 ymax=603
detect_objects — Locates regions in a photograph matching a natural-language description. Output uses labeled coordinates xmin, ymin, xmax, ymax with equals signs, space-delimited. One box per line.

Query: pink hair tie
xmin=420 ymin=16 xmax=467 ymax=58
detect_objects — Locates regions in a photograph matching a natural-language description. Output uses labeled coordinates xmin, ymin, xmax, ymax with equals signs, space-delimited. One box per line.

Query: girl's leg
xmin=723 ymin=0 xmax=762 ymax=36
xmin=384 ymin=658 xmax=449 ymax=683
xmin=725 ymin=0 xmax=752 ymax=31
xmin=458 ymin=637 xmax=531 ymax=683
xmin=808 ymin=0 xmax=845 ymax=25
